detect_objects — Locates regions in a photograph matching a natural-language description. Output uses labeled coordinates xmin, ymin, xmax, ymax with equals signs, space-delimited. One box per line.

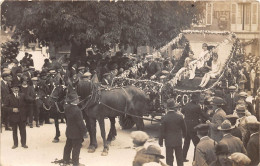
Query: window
xmin=245 ymin=4 xmax=251 ymax=24
xmin=252 ymin=3 xmax=257 ymax=24
xmin=206 ymin=3 xmax=213 ymax=25
xmin=237 ymin=4 xmax=243 ymax=24
xmin=231 ymin=4 xmax=236 ymax=24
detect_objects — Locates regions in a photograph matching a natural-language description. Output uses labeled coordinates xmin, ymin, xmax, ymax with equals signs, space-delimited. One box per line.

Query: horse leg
xmin=88 ymin=117 xmax=97 ymax=153
xmin=107 ymin=117 xmax=116 ymax=143
xmin=133 ymin=116 xmax=144 ymax=131
xmin=52 ymin=116 xmax=60 ymax=143
xmin=99 ymin=118 xmax=109 ymax=156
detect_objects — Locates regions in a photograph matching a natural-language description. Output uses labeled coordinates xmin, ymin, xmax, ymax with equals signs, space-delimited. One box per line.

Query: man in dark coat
xmin=193 ymin=124 xmax=217 ymax=166
xmin=246 ymin=118 xmax=259 ymax=166
xmin=206 ymin=97 xmax=226 ymax=143
xmin=182 ymin=93 xmax=208 ymax=162
xmin=63 ymin=87 xmax=87 ymax=166
xmin=3 ymin=80 xmax=28 ymax=149
xmin=159 ymin=98 xmax=187 ymax=166
xmin=218 ymin=120 xmax=247 ymax=155
xmin=1 ymin=71 xmax=12 ymax=130
xmin=225 ymin=86 xmax=238 ymax=115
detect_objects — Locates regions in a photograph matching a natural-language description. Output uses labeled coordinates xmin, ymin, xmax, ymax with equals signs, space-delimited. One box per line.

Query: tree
xmin=1 ymin=1 xmax=204 ymax=53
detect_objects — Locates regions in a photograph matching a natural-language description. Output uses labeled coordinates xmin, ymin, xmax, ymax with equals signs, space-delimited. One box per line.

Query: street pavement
xmin=1 ymin=119 xmax=195 ymax=166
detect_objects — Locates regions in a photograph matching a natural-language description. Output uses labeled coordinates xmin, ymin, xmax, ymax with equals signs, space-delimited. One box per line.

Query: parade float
xmin=112 ymin=30 xmax=243 ymax=129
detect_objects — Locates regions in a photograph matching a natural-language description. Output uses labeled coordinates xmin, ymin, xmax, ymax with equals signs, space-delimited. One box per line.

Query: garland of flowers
xmin=160 ymin=33 xmax=184 ymax=52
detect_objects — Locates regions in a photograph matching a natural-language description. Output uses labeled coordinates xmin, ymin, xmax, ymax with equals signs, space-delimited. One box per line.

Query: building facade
xmin=192 ymin=0 xmax=259 ymax=57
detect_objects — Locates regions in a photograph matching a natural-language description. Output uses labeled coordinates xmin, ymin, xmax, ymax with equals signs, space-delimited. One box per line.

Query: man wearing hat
xmin=246 ymin=117 xmax=259 ymax=166
xmin=255 ymin=90 xmax=260 ymax=121
xmin=132 ymin=131 xmax=150 ymax=166
xmin=225 ymin=115 xmax=242 ymax=140
xmin=23 ymin=66 xmax=35 ymax=86
xmin=63 ymin=86 xmax=87 ymax=166
xmin=159 ymin=98 xmax=187 ymax=166
xmin=1 ymin=71 xmax=12 ymax=131
xmin=77 ymin=66 xmax=85 ymax=79
xmin=225 ymin=86 xmax=239 ymax=115
xmin=193 ymin=124 xmax=217 ymax=166
xmin=209 ymin=144 xmax=233 ymax=166
xmin=218 ymin=120 xmax=247 ymax=155
xmin=144 ymin=145 xmax=167 ymax=166
xmin=237 ymin=92 xmax=255 ymax=116
xmin=182 ymin=93 xmax=208 ymax=162
xmin=3 ymin=80 xmax=28 ymax=149
xmin=228 ymin=152 xmax=251 ymax=166
xmin=144 ymin=55 xmax=162 ymax=80
xmin=32 ymin=77 xmax=40 ymax=127
xmin=206 ymin=97 xmax=226 ymax=142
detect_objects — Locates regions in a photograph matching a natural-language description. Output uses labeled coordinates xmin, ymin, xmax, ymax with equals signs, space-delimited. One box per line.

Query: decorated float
xmin=112 ymin=30 xmax=243 ymax=129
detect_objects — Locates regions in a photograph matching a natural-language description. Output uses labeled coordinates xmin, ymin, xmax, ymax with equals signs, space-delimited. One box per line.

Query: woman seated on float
xmin=199 ymin=52 xmax=221 ymax=88
xmin=188 ymin=43 xmax=211 ymax=79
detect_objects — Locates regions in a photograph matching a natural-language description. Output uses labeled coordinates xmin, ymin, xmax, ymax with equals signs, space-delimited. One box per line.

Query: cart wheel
xmin=119 ymin=115 xmax=135 ymax=129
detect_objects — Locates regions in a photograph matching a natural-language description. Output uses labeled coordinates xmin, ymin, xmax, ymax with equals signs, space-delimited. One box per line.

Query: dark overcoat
xmin=219 ymin=133 xmax=247 ymax=155
xmin=159 ymin=111 xmax=187 ymax=147
xmin=64 ymin=104 xmax=87 ymax=139
xmin=247 ymin=132 xmax=259 ymax=166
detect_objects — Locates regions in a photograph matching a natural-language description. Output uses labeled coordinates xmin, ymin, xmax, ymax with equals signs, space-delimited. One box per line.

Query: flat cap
xmin=228 ymin=153 xmax=251 ymax=165
xmin=82 ymin=72 xmax=92 ymax=77
xmin=131 ymin=131 xmax=149 ymax=143
xmin=210 ymin=97 xmax=226 ymax=106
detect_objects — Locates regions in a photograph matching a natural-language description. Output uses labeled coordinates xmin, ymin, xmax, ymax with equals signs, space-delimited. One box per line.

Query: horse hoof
xmin=88 ymin=148 xmax=96 ymax=153
xmin=52 ymin=139 xmax=59 ymax=143
xmin=101 ymin=151 xmax=108 ymax=156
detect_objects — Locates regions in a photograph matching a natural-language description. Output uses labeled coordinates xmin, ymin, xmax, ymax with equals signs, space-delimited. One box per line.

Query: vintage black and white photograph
xmin=0 ymin=0 xmax=259 ymax=166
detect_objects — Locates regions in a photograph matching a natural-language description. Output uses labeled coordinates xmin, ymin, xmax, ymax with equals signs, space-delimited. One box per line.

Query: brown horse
xmin=80 ymin=83 xmax=149 ymax=156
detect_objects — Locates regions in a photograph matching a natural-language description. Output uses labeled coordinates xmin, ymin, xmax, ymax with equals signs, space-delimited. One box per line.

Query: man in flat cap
xmin=159 ymin=98 xmax=186 ymax=166
xmin=1 ymin=71 xmax=12 ymax=131
xmin=206 ymin=97 xmax=226 ymax=142
xmin=193 ymin=124 xmax=217 ymax=166
xmin=225 ymin=86 xmax=239 ymax=115
xmin=218 ymin=120 xmax=247 ymax=155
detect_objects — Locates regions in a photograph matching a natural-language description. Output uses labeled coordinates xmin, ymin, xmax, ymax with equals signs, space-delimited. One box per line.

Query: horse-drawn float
xmin=112 ymin=30 xmax=242 ymax=129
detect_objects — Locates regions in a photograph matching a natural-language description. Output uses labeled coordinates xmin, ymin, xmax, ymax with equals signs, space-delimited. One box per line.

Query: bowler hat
xmin=2 ymin=71 xmax=11 ymax=77
xmin=82 ymin=72 xmax=92 ymax=78
xmin=65 ymin=86 xmax=79 ymax=103
xmin=167 ymin=98 xmax=176 ymax=109
xmin=145 ymin=145 xmax=165 ymax=159
xmin=131 ymin=131 xmax=149 ymax=144
xmin=228 ymin=86 xmax=236 ymax=91
xmin=236 ymin=104 xmax=246 ymax=113
xmin=210 ymin=97 xmax=225 ymax=106
xmin=215 ymin=144 xmax=229 ymax=155
xmin=225 ymin=115 xmax=238 ymax=126
xmin=218 ymin=120 xmax=234 ymax=131
xmin=239 ymin=92 xmax=248 ymax=97
xmin=194 ymin=124 xmax=209 ymax=132
xmin=10 ymin=80 xmax=21 ymax=88
xmin=228 ymin=153 xmax=251 ymax=165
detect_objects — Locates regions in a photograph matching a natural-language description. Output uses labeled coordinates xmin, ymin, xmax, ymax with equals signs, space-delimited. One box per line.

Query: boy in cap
xmin=193 ymin=124 xmax=217 ymax=166
xmin=63 ymin=86 xmax=87 ymax=166
xmin=4 ymin=80 xmax=28 ymax=149
xmin=159 ymin=98 xmax=187 ymax=166
xmin=218 ymin=120 xmax=247 ymax=155
xmin=144 ymin=145 xmax=167 ymax=166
